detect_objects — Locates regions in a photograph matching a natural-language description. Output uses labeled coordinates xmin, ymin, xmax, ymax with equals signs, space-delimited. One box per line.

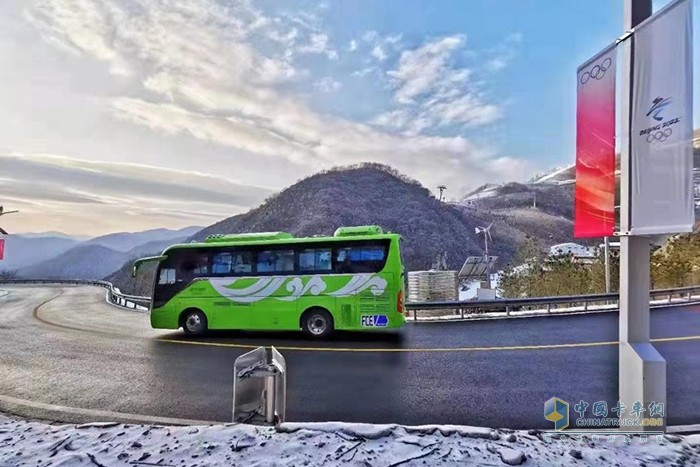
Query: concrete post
xmin=264 ymin=375 xmax=276 ymax=424
xmin=618 ymin=0 xmax=666 ymax=432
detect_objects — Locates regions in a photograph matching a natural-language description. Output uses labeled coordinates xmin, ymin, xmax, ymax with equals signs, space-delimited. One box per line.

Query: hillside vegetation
xmin=110 ymin=164 xmax=577 ymax=294
xmin=499 ymin=230 xmax=700 ymax=298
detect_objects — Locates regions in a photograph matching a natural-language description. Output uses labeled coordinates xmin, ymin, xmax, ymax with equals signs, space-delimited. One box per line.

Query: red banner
xmin=0 ymin=239 xmax=4 ymax=261
xmin=574 ymin=46 xmax=617 ymax=238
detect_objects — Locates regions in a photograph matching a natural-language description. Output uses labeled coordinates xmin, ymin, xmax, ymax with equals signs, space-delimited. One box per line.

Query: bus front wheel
xmin=301 ymin=308 xmax=334 ymax=339
xmin=181 ymin=309 xmax=208 ymax=336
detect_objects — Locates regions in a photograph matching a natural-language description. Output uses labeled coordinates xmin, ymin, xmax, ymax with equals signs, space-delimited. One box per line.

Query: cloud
xmin=388 ymin=35 xmax=467 ymax=104
xmin=359 ymin=30 xmax=403 ymax=62
xmin=23 ymin=0 xmax=530 ymax=211
xmin=348 ymin=39 xmax=358 ymax=51
xmin=485 ymin=32 xmax=523 ymax=72
xmin=351 ymin=67 xmax=377 ymax=77
xmin=0 ymin=152 xmax=273 ymax=205
xmin=298 ymin=32 xmax=336 ymax=59
xmin=313 ymin=77 xmax=342 ymax=93
xmin=0 ymin=152 xmax=274 ymax=234
xmin=371 ymin=45 xmax=387 ymax=61
xmin=375 ymin=34 xmax=504 ymax=134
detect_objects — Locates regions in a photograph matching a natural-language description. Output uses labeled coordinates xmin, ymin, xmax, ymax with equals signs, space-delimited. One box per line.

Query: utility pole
xmin=484 ymin=231 xmax=490 ymax=288
xmin=475 ymin=222 xmax=493 ymax=288
xmin=619 ymin=0 xmax=665 ymax=432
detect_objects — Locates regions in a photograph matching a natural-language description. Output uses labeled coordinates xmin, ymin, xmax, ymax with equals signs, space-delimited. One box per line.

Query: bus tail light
xmin=397 ymin=290 xmax=404 ymax=314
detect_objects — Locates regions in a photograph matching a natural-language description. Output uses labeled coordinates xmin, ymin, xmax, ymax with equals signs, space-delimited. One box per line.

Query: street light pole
xmin=618 ymin=0 xmax=665 ymax=432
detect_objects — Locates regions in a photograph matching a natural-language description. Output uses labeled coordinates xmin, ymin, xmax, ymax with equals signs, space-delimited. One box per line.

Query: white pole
xmin=484 ymin=232 xmax=490 ymax=288
xmin=604 ymin=236 xmax=611 ymax=293
xmin=619 ymin=0 xmax=666 ymax=432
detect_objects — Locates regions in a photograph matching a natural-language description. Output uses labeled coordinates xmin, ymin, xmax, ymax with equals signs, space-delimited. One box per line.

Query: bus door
xmin=209 ymin=249 xmax=256 ymax=329
xmin=153 ymin=258 xmax=181 ymax=310
xmin=333 ymin=241 xmax=392 ymax=328
xmin=154 ymin=250 xmax=209 ymax=311
xmin=251 ymin=247 xmax=297 ymax=329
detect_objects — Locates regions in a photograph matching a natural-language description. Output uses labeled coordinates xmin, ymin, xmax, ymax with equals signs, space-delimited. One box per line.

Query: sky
xmin=0 ymin=0 xmax=694 ymax=235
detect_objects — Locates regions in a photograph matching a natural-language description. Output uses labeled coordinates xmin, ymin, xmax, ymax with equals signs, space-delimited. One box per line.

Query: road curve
xmin=2 ymin=285 xmax=700 ymax=429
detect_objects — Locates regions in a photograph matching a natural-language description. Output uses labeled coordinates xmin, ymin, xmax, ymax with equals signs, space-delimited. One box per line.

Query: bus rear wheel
xmin=182 ymin=309 xmax=208 ymax=336
xmin=302 ymin=308 xmax=334 ymax=339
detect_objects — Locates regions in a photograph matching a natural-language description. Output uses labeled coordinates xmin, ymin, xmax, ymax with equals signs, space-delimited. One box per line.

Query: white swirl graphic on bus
xmin=209 ymin=273 xmax=387 ymax=303
xmin=327 ymin=274 xmax=387 ymax=297
xmin=278 ymin=276 xmax=327 ymax=301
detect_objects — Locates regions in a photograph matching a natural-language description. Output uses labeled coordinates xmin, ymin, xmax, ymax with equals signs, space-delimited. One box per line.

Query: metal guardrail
xmin=0 ymin=279 xmax=151 ymax=310
xmin=405 ymin=285 xmax=700 ymax=320
xmin=2 ymin=279 xmax=700 ymax=321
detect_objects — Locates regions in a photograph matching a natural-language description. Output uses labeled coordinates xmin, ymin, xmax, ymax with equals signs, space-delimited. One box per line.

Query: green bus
xmin=133 ymin=225 xmax=406 ymax=338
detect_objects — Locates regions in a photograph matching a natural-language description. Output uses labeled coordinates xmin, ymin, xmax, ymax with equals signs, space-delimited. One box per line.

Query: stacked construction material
xmin=407 ymin=270 xmax=458 ymax=302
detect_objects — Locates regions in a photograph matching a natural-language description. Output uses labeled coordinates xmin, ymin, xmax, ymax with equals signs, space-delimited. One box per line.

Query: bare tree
xmin=0 ymin=270 xmax=19 ymax=280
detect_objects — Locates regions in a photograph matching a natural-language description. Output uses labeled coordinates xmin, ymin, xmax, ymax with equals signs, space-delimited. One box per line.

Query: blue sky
xmin=299 ymin=0 xmax=624 ymax=168
xmin=0 ymin=0 xmax=695 ymax=234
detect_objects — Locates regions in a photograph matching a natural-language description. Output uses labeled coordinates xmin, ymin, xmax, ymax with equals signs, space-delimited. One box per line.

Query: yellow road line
xmin=32 ymin=290 xmax=700 ymax=353
xmin=156 ymin=334 xmax=700 ymax=353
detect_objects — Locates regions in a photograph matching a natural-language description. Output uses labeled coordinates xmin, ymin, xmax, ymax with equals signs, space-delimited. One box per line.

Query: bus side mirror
xmin=132 ymin=255 xmax=167 ymax=277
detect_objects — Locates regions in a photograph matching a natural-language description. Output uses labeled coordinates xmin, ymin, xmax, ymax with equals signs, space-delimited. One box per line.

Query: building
xmin=549 ymin=242 xmax=596 ymax=260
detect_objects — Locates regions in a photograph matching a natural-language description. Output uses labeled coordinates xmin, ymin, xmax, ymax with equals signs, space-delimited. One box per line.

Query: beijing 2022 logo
xmin=639 ymin=96 xmax=679 ymax=144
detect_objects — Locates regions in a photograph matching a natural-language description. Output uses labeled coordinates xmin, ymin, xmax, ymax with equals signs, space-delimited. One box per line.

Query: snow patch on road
xmin=1 ymin=415 xmax=699 ymax=466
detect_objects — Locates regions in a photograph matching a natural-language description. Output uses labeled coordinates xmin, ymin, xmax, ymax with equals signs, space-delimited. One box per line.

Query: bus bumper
xmin=150 ymin=308 xmax=179 ymax=330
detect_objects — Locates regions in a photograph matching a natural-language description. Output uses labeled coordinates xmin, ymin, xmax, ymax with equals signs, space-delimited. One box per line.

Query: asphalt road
xmin=1 ymin=285 xmax=700 ymax=429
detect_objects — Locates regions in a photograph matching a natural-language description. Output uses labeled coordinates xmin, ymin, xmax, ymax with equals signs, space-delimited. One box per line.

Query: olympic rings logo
xmin=646 ymin=128 xmax=672 ymax=143
xmin=580 ymin=57 xmax=612 ymax=84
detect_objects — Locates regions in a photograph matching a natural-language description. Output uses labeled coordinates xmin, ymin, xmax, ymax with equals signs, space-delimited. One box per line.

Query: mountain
xmin=109 ymin=164 xmax=579 ymax=295
xmin=85 ymin=226 xmax=202 ymax=252
xmin=21 ymin=244 xmax=127 ymax=280
xmin=13 ymin=231 xmax=90 ymax=241
xmin=19 ymin=234 xmax=192 ymax=281
xmin=0 ymin=235 xmax=83 ymax=271
xmin=125 ymin=237 xmax=191 ymax=259
xmin=10 ymin=227 xmax=200 ymax=280
xmin=462 ymin=182 xmax=574 ymax=220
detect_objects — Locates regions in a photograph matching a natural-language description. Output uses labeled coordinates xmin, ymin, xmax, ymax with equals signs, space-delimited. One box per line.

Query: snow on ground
xmin=531 ymin=165 xmax=574 ymax=185
xmin=1 ymin=414 xmax=699 ymax=466
xmin=463 ymin=188 xmax=499 ymax=201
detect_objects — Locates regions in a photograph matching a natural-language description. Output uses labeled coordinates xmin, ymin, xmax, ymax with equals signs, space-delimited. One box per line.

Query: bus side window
xmin=335 ymin=249 xmax=354 ymax=273
xmin=212 ymin=252 xmax=232 ymax=274
xmin=159 ymin=268 xmax=176 ymax=284
xmin=258 ymin=250 xmax=294 ymax=273
xmin=232 ymin=252 xmax=254 ymax=273
xmin=300 ymin=248 xmax=332 ymax=272
xmin=335 ymin=245 xmax=387 ymax=273
xmin=179 ymin=253 xmax=209 ymax=280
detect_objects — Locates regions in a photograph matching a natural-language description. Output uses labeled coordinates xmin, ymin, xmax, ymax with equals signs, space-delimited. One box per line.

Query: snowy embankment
xmin=2 ymin=415 xmax=699 ymax=466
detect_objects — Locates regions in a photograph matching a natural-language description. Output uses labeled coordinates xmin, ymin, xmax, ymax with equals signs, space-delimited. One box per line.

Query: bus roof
xmin=162 ymin=226 xmax=399 ymax=254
